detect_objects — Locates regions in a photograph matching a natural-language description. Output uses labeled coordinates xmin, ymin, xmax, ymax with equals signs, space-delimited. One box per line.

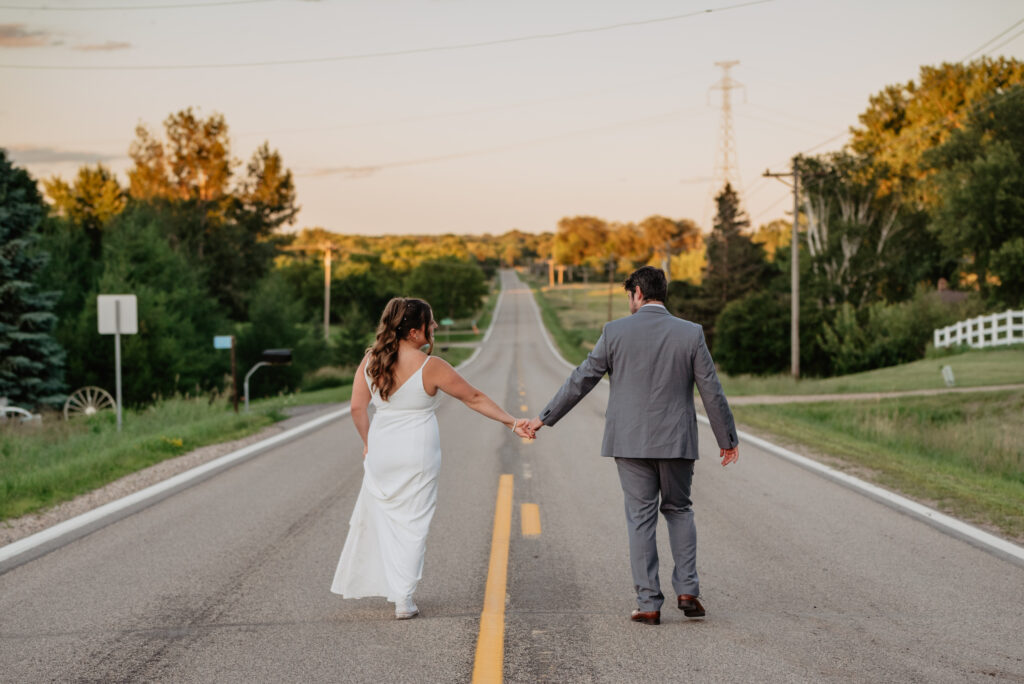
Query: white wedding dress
xmin=331 ymin=357 xmax=441 ymax=605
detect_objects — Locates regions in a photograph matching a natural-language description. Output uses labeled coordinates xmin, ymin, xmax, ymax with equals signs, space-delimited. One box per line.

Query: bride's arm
xmin=426 ymin=357 xmax=534 ymax=439
xmin=351 ymin=355 xmax=371 ymax=457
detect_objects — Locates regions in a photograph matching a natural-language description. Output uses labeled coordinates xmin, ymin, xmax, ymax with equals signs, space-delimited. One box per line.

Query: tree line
xmin=1 ymin=109 xmax=505 ymax=409
xmin=531 ymin=58 xmax=1024 ymax=376
xmin=3 ymin=57 xmax=1023 ymax=409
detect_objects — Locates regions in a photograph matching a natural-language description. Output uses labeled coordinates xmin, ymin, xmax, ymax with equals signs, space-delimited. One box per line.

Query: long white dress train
xmin=331 ymin=357 xmax=441 ymax=603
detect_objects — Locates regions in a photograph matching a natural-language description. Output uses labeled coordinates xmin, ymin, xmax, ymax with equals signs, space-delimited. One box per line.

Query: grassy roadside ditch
xmin=0 ymin=384 xmax=353 ymax=522
xmin=732 ymin=391 xmax=1024 ymax=541
xmin=528 ymin=279 xmax=1024 ymax=394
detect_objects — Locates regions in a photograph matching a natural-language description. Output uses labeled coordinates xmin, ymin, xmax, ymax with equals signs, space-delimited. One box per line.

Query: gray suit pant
xmin=615 ymin=457 xmax=698 ymax=611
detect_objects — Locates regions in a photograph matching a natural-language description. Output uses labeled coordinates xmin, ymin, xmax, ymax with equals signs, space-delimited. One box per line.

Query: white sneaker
xmin=395 ymin=597 xmax=419 ymax=620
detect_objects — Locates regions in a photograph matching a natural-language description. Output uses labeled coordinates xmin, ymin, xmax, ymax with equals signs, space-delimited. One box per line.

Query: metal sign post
xmin=114 ymin=300 xmax=122 ymax=431
xmin=214 ymin=336 xmax=239 ymax=413
xmin=98 ymin=295 xmax=138 ymax=432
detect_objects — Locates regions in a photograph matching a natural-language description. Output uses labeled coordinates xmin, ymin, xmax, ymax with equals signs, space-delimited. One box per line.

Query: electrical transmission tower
xmin=708 ymin=59 xmax=745 ymax=199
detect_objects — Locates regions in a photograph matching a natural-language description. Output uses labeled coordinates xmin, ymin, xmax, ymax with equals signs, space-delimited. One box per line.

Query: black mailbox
xmin=261 ymin=349 xmax=292 ymax=364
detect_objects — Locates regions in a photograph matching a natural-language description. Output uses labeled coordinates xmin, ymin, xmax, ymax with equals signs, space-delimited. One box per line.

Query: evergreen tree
xmin=0 ymin=149 xmax=66 ymax=408
xmin=697 ymin=183 xmax=769 ymax=347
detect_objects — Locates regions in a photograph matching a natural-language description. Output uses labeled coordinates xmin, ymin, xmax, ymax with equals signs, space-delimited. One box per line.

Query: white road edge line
xmin=523 ymin=279 xmax=1024 ymax=565
xmin=0 ymin=278 xmax=508 ymax=572
xmin=0 ymin=407 xmax=350 ymax=570
xmin=455 ymin=285 xmax=505 ymax=371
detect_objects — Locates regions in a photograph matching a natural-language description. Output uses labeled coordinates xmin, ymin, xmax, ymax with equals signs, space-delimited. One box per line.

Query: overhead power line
xmin=0 ymin=0 xmax=775 ymax=70
xmin=0 ymin=0 xmax=273 ymax=9
xmin=296 ymin=107 xmax=706 ymax=179
xmin=962 ymin=16 xmax=1024 ymax=61
xmin=983 ymin=26 xmax=1024 ymax=57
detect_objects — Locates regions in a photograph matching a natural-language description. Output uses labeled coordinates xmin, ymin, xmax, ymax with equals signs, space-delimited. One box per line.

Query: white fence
xmin=933 ymin=310 xmax=1024 ymax=349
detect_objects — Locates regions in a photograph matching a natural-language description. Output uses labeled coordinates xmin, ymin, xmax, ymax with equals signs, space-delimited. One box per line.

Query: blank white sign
xmin=97 ymin=295 xmax=138 ymax=335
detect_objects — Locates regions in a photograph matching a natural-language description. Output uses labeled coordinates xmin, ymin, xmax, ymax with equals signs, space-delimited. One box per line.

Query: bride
xmin=331 ymin=297 xmax=534 ymax=619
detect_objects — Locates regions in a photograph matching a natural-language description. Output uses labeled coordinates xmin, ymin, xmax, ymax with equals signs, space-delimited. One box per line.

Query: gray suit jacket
xmin=539 ymin=304 xmax=738 ymax=460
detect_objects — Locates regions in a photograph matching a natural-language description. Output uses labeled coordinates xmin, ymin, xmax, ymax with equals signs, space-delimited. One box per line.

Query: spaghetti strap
xmin=363 ymin=359 xmax=374 ymax=392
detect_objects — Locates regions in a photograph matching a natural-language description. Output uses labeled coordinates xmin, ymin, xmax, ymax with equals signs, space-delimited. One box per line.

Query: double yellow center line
xmin=472 ymin=474 xmax=514 ymax=683
xmin=471 ymin=476 xmax=542 ymax=682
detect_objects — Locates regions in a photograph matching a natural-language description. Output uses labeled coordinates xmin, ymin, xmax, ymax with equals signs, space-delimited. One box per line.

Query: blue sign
xmin=213 ymin=336 xmax=233 ymax=350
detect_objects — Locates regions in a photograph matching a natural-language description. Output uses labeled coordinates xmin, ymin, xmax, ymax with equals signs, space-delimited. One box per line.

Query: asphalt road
xmin=1 ymin=270 xmax=1022 ymax=683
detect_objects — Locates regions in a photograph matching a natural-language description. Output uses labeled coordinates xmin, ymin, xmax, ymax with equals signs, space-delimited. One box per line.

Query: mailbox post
xmin=243 ymin=349 xmax=292 ymax=412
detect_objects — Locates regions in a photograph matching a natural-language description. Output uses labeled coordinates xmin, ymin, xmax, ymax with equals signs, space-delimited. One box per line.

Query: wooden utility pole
xmin=283 ymin=242 xmax=337 ymax=342
xmin=607 ymin=257 xmax=616 ymax=322
xmin=323 ymin=245 xmax=332 ymax=342
xmin=762 ymin=157 xmax=800 ymax=379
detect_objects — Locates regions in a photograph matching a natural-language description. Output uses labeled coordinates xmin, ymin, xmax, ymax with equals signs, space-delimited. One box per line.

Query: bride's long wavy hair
xmin=366 ymin=297 xmax=434 ymax=401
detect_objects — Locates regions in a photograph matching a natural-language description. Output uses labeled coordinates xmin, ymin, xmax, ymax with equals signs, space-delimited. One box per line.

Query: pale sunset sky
xmin=2 ymin=0 xmax=1022 ymax=235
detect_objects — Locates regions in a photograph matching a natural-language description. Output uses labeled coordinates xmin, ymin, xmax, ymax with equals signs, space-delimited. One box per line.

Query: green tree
xmin=404 ymin=258 xmax=488 ymax=320
xmin=798 ymin=152 xmax=931 ymax=308
xmin=553 ymin=215 xmax=609 ymax=281
xmin=751 ymin=219 xmax=792 ymax=261
xmin=713 ymin=291 xmax=790 ymax=376
xmin=702 ymin=183 xmax=769 ymax=314
xmin=0 ymin=150 xmax=66 ymax=408
xmin=924 ymin=84 xmax=1024 ymax=304
xmin=639 ymin=215 xmax=701 ymax=273
xmin=61 ymin=211 xmax=226 ymax=405
xmin=126 ymin=110 xmax=297 ymax=318
xmin=129 ymin=108 xmax=234 ymax=204
xmin=42 ymin=164 xmax=125 ymax=256
xmin=850 ymin=57 xmax=1024 ymax=204
xmin=236 ymin=271 xmax=328 ymax=398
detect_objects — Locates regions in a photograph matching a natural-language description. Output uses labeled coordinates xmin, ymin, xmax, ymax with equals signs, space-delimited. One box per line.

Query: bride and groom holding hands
xmin=331 ymin=266 xmax=740 ymax=625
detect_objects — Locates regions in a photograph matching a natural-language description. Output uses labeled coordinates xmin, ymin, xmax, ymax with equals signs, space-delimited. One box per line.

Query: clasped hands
xmin=509 ymin=417 xmax=544 ymax=440
xmin=515 ymin=417 xmax=741 ymax=467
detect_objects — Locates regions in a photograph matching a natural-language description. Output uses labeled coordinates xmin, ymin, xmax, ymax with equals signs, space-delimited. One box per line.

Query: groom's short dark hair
xmin=624 ymin=266 xmax=667 ymax=302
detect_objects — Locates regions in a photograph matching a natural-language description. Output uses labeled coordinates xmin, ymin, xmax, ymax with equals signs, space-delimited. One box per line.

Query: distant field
xmin=722 ymin=347 xmax=1024 ymax=396
xmin=529 ymin=278 xmax=1024 ymax=395
xmin=529 ymin=279 xmax=631 ymax=366
xmin=733 ymin=391 xmax=1024 ymax=541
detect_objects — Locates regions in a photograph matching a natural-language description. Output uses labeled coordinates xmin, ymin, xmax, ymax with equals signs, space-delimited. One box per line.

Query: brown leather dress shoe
xmin=677 ymin=594 xmax=705 ymax=617
xmin=630 ymin=609 xmax=660 ymax=625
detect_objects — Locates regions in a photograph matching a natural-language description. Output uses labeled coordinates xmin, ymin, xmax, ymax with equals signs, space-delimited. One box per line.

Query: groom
xmin=528 ymin=266 xmax=739 ymax=625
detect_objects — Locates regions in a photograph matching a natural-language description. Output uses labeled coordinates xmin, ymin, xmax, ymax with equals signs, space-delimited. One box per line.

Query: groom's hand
xmin=526 ymin=417 xmax=545 ymax=435
xmin=720 ymin=446 xmax=739 ymax=466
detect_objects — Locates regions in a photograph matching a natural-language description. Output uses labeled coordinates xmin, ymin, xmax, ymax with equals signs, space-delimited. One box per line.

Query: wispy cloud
xmin=0 ymin=23 xmax=54 ymax=48
xmin=303 ymin=165 xmax=381 ymax=179
xmin=73 ymin=41 xmax=132 ymax=52
xmin=6 ymin=145 xmax=123 ymax=165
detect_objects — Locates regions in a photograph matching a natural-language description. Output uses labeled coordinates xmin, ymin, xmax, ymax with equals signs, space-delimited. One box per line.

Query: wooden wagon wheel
xmin=63 ymin=386 xmax=116 ymax=420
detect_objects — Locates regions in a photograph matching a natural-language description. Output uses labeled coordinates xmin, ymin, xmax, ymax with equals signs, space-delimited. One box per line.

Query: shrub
xmin=819 ymin=287 xmax=984 ymax=375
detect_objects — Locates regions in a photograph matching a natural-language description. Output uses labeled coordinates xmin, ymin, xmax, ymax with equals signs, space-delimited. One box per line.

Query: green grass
xmin=732 ymin=391 xmax=1024 ymax=540
xmin=721 ymin=347 xmax=1024 ymax=396
xmin=0 ymin=384 xmax=352 ymax=522
xmin=528 ymin=280 xmax=630 ymax=365
xmin=434 ymin=346 xmax=475 ymax=367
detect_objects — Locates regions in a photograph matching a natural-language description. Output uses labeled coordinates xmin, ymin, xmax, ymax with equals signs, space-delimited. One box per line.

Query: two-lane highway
xmin=2 ymin=270 xmax=1022 ymax=682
